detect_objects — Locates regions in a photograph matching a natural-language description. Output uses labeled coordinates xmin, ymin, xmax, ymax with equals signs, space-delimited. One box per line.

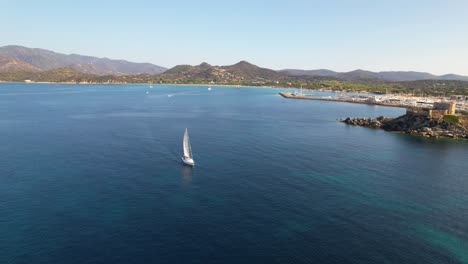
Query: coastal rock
xmin=341 ymin=112 xmax=467 ymax=140
xmin=421 ymin=127 xmax=432 ymax=132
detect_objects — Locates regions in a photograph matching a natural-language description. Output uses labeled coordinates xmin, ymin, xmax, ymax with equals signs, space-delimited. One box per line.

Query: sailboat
xmin=181 ymin=128 xmax=195 ymax=166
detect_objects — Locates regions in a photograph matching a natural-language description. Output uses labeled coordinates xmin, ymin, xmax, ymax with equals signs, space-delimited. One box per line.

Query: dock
xmin=279 ymin=91 xmax=467 ymax=112
xmin=279 ymin=92 xmax=408 ymax=108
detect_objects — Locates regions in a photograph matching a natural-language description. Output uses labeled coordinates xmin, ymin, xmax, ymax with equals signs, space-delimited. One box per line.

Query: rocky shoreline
xmin=341 ymin=113 xmax=468 ymax=139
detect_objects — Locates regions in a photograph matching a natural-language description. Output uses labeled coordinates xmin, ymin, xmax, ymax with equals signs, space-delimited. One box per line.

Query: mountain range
xmin=0 ymin=45 xmax=167 ymax=75
xmin=280 ymin=69 xmax=468 ymax=82
xmin=1 ymin=45 xmax=468 ymax=82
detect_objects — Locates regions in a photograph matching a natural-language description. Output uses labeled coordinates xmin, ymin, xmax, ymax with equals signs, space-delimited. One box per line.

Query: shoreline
xmin=0 ymin=82 xmax=465 ymax=111
xmin=0 ymin=81 xmax=317 ymax=91
xmin=341 ymin=115 xmax=468 ymax=140
xmin=0 ymin=81 xmax=409 ymax=94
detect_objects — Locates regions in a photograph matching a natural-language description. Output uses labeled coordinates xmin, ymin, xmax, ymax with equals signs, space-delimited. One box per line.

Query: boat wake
xmin=167 ymin=89 xmax=212 ymax=98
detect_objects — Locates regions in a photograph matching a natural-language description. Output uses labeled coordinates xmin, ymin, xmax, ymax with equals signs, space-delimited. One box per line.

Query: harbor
xmin=279 ymin=91 xmax=468 ymax=112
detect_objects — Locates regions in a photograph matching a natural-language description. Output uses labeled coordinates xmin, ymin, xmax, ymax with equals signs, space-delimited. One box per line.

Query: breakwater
xmin=279 ymin=92 xmax=408 ymax=108
xmin=279 ymin=92 xmax=468 ymax=112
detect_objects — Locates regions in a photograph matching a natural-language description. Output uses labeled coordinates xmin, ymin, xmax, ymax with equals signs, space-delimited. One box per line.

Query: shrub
xmin=443 ymin=115 xmax=460 ymax=124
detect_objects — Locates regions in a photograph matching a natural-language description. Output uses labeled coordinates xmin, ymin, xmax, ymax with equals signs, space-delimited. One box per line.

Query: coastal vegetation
xmin=1 ymin=68 xmax=467 ymax=96
xmin=307 ymin=80 xmax=468 ymax=96
xmin=443 ymin=115 xmax=460 ymax=124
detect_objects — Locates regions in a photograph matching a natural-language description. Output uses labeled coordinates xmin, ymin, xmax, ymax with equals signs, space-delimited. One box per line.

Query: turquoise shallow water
xmin=0 ymin=83 xmax=467 ymax=263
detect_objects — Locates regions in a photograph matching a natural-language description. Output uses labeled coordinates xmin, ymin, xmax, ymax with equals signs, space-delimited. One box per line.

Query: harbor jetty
xmin=279 ymin=92 xmax=468 ymax=112
xmin=279 ymin=92 xmax=407 ymax=108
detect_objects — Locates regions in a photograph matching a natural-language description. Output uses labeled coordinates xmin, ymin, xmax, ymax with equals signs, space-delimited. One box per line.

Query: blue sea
xmin=0 ymin=83 xmax=467 ymax=264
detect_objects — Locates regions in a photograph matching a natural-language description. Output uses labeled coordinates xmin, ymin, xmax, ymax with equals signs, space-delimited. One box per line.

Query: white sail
xmin=183 ymin=128 xmax=192 ymax=159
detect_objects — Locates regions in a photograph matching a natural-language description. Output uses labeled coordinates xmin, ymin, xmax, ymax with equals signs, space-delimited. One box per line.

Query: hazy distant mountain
xmin=375 ymin=71 xmax=436 ymax=81
xmin=439 ymin=74 xmax=468 ymax=82
xmin=281 ymin=68 xmax=468 ymax=82
xmin=337 ymin=70 xmax=380 ymax=80
xmin=0 ymin=45 xmax=167 ymax=75
xmin=161 ymin=61 xmax=285 ymax=82
xmin=280 ymin=69 xmax=338 ymax=77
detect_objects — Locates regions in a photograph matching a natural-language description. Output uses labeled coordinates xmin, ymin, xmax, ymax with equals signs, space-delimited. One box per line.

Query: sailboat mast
xmin=183 ymin=128 xmax=188 ymax=157
xmin=189 ymin=139 xmax=193 ymax=159
xmin=187 ymin=129 xmax=193 ymax=159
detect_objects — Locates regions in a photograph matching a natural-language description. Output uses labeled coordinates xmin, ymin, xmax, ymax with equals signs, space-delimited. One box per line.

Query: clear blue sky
xmin=2 ymin=0 xmax=468 ymax=75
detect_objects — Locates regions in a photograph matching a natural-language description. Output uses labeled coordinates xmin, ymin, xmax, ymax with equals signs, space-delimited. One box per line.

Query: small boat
xmin=208 ymin=86 xmax=212 ymax=91
xmin=181 ymin=128 xmax=195 ymax=166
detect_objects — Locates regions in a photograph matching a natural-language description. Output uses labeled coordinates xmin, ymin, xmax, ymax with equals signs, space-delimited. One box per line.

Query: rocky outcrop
xmin=342 ymin=116 xmax=390 ymax=128
xmin=342 ymin=113 xmax=468 ymax=139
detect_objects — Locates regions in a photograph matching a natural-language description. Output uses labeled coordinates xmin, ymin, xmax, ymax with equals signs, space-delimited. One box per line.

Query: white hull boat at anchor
xmin=181 ymin=128 xmax=195 ymax=166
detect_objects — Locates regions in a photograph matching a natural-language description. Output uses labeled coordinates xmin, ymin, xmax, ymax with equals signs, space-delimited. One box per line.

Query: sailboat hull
xmin=181 ymin=156 xmax=195 ymax=166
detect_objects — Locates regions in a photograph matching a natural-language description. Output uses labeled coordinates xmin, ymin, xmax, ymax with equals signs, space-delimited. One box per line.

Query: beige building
xmin=409 ymin=102 xmax=458 ymax=118
xmin=433 ymin=102 xmax=456 ymax=115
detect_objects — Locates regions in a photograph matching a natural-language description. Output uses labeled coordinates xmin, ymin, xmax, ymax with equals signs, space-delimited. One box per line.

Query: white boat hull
xmin=181 ymin=156 xmax=195 ymax=166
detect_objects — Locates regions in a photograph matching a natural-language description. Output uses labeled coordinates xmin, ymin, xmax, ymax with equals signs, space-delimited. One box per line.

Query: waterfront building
xmin=433 ymin=102 xmax=456 ymax=115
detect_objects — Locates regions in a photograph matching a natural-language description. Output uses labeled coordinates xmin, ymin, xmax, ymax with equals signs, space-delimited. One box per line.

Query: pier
xmin=279 ymin=92 xmax=405 ymax=108
xmin=279 ymin=92 xmax=468 ymax=112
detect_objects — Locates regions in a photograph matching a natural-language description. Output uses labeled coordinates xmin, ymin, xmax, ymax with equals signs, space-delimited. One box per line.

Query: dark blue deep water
xmin=0 ymin=83 xmax=467 ymax=264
